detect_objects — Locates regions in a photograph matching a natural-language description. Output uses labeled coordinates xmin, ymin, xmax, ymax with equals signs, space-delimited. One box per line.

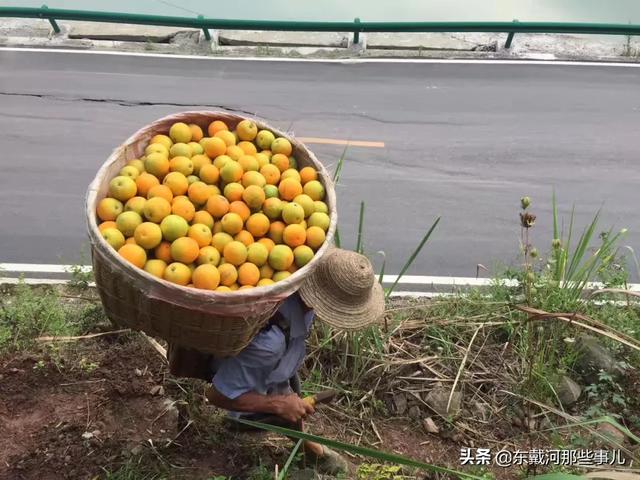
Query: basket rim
xmin=85 ymin=110 xmax=337 ymax=302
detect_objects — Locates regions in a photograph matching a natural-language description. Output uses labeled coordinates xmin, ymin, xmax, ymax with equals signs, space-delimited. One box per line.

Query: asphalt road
xmin=1 ymin=50 xmax=639 ymax=280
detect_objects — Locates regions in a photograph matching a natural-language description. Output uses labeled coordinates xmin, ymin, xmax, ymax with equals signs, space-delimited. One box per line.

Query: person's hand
xmin=274 ymin=394 xmax=315 ymax=423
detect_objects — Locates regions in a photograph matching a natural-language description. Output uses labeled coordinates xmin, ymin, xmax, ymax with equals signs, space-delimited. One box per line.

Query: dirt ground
xmin=0 ymin=332 xmax=636 ymax=479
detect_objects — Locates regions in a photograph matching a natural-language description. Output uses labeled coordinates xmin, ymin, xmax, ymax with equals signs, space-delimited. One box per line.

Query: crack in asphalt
xmin=0 ymin=91 xmax=256 ymax=115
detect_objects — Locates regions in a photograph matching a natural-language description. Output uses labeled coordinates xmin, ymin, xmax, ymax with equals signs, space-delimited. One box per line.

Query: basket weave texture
xmin=85 ymin=111 xmax=337 ymax=356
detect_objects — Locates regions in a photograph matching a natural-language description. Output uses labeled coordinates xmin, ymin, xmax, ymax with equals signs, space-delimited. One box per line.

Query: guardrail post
xmin=198 ymin=15 xmax=211 ymax=41
xmin=41 ymin=4 xmax=60 ymax=34
xmin=353 ymin=17 xmax=361 ymax=44
xmin=504 ymin=19 xmax=518 ymax=49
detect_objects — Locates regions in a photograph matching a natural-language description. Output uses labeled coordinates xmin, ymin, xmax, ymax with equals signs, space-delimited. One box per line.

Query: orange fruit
xmin=171 ymin=237 xmax=200 ymax=264
xmin=242 ymin=185 xmax=265 ymax=209
xmin=246 ymin=212 xmax=270 ymax=238
xmin=256 ymin=130 xmax=275 ymax=150
xmin=201 ymin=137 xmax=227 ymax=158
xmin=102 ymin=228 xmax=126 ymax=251
xmin=164 ymin=262 xmax=192 ymax=286
xmin=271 ymin=153 xmax=290 ymax=172
xmin=208 ymin=120 xmax=229 ymax=136
xmin=268 ymin=221 xmax=286 ymax=244
xmin=212 ymin=232 xmax=234 ymax=253
xmin=119 ymin=165 xmax=140 ymax=180
xmin=188 ymin=181 xmax=212 ymax=206
xmin=144 ymin=153 xmax=170 ymax=180
xmin=98 ymin=220 xmax=118 ymax=232
xmin=271 ymin=138 xmax=292 ymax=156
xmin=191 ymin=154 xmax=211 ymax=175
xmin=171 ymin=197 xmax=195 ymax=222
xmin=262 ymin=197 xmax=283 ymax=220
xmin=264 ymin=184 xmax=279 ymax=199
xmin=314 ymin=201 xmax=329 ymax=214
xmin=257 ymin=278 xmax=275 ymax=287
xmin=154 ymin=241 xmax=173 ymax=263
xmin=261 ymin=149 xmax=273 ymax=159
xmin=260 ymin=164 xmax=281 ymax=185
xmin=144 ymin=259 xmax=167 ymax=279
xmin=238 ymin=263 xmax=260 ymax=286
xmin=281 ymin=168 xmax=301 ymax=183
xmin=225 ymin=145 xmax=244 ymax=161
xmin=247 ymin=242 xmax=269 ymax=267
xmin=216 ymin=285 xmax=232 ymax=292
xmin=259 ymin=264 xmax=274 ymax=279
xmin=147 ymin=184 xmax=173 ymax=203
xmin=234 ymin=230 xmax=254 ymax=247
xmin=169 ymin=156 xmax=194 ymax=176
xmin=118 ymin=243 xmax=147 ymax=269
xmin=236 ymin=119 xmax=258 ymax=141
xmin=294 ymin=245 xmax=314 ymax=267
xmin=189 ymin=124 xmax=204 ymax=142
xmin=206 ymin=195 xmax=230 ymax=218
xmin=160 ymin=214 xmax=189 ymax=241
xmin=134 ymin=222 xmax=163 ymax=249
xmin=215 ymin=130 xmax=236 ymax=147
xmin=218 ymin=264 xmax=238 ymax=286
xmin=223 ymin=240 xmax=248 ymax=266
xmin=299 ymin=167 xmax=318 ymax=184
xmin=226 ymin=200 xmax=249 ymax=222
xmin=278 ymin=178 xmax=303 ymax=201
xmin=255 ymin=153 xmax=270 ymax=169
xmin=306 ymin=226 xmax=326 ymax=250
xmin=163 ymin=171 xmax=189 ymax=196
xmin=170 ymin=122 xmax=192 ymax=143
xmin=197 ymin=246 xmax=221 ymax=266
xmin=169 ymin=143 xmax=193 ymax=158
xmin=188 ymin=223 xmax=213 ymax=248
xmin=220 ymin=161 xmax=243 ymax=183
xmin=223 ymin=182 xmax=244 ymax=202
xmin=150 ymin=134 xmax=172 ymax=150
xmin=124 ymin=196 xmax=146 ymax=216
xmin=192 ymin=264 xmax=220 ymax=290
xmin=193 ymin=210 xmax=214 ymax=230
xmin=269 ymin=245 xmax=294 ymax=271
xmin=125 ymin=237 xmax=137 ymax=245
xmin=143 ymin=197 xmax=171 ymax=223
xmin=303 ymin=180 xmax=325 ymax=201
xmin=283 ymin=224 xmax=307 ymax=248
xmin=97 ymin=198 xmax=124 ymax=222
xmin=199 ymin=164 xmax=220 ymax=185
xmin=257 ymin=237 xmax=275 ymax=253
xmin=273 ymin=271 xmax=292 ymax=282
xmin=109 ymin=176 xmax=137 ymax=202
xmin=189 ymin=141 xmax=204 ymax=155
xmin=221 ymin=212 xmax=243 ymax=235
xmin=308 ymin=212 xmax=330 ymax=231
xmin=238 ymin=141 xmax=258 ymax=156
xmin=238 ymin=154 xmax=259 ymax=173
xmin=242 ymin=171 xmax=266 ymax=188
xmin=135 ymin=172 xmax=160 ymax=197
xmin=293 ymin=194 xmax=315 ymax=218
xmin=282 ymin=202 xmax=305 ymax=224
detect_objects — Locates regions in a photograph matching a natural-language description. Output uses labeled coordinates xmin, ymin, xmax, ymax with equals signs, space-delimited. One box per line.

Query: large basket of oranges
xmin=86 ymin=111 xmax=337 ymax=356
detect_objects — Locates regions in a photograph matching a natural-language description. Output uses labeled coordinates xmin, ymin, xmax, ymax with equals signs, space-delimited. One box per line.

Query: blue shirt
xmin=210 ymin=293 xmax=314 ymax=404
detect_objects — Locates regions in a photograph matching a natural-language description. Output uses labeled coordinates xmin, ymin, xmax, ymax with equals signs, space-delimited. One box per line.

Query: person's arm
xmin=206 ymin=385 xmax=314 ymax=423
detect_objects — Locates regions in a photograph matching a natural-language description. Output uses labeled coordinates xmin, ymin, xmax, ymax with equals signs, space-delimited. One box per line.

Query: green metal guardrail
xmin=3 ymin=6 xmax=640 ymax=48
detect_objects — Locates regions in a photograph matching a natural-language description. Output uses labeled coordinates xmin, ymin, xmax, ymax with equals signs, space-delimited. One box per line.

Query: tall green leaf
xmin=356 ymin=201 xmax=365 ymax=254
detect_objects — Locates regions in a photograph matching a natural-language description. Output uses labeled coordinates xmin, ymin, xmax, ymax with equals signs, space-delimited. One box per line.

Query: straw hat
xmin=299 ymin=248 xmax=385 ymax=330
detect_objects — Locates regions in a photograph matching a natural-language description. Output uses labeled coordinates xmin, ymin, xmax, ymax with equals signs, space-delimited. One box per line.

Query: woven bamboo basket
xmin=85 ymin=111 xmax=337 ymax=356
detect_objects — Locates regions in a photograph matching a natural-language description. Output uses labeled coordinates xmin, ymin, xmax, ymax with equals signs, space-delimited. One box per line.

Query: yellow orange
xmin=273 ymin=271 xmax=292 ymax=282
xmin=238 ymin=141 xmax=258 ymax=156
xmin=229 ymin=201 xmax=251 ymax=222
xmin=221 ymin=212 xmax=243 ymax=235
xmin=188 ymin=223 xmax=213 ymax=248
xmin=213 ymin=155 xmax=233 ymax=170
xmin=116 ymin=211 xmax=143 ymax=237
xmin=189 ymin=124 xmax=204 ymax=142
xmin=171 ymin=197 xmax=195 ymax=222
xmin=304 ymin=180 xmax=325 ymax=201
xmin=246 ymin=213 xmax=270 ymax=238
xmin=271 ymin=137 xmax=292 ymax=156
xmin=223 ymin=240 xmax=247 ymax=266
xmin=306 ymin=226 xmax=326 ymax=250
xmin=247 ymin=242 xmax=269 ymax=266
xmin=212 ymin=231 xmax=234 ymax=253
xmin=255 ymin=153 xmax=270 ymax=168
xmin=169 ymin=156 xmax=194 ymax=176
xmin=256 ymin=130 xmax=275 ymax=150
xmin=109 ymin=176 xmax=137 ymax=202
xmin=278 ymin=178 xmax=303 ymax=201
xmin=208 ymin=120 xmax=229 ymax=136
xmin=170 ymin=143 xmax=193 ymax=158
xmin=119 ymin=165 xmax=140 ymax=180
xmin=187 ymin=181 xmax=211 ymax=206
xmin=164 ymin=262 xmax=191 ymax=286
xmin=269 ymin=221 xmax=286 ymax=244
xmin=199 ymin=164 xmax=220 ymax=185
xmin=202 ymin=137 xmax=227 ymax=158
xmin=314 ymin=201 xmax=329 ymax=214
xmin=271 ymin=153 xmax=290 ymax=172
xmin=259 ymin=263 xmax=274 ymax=279
xmin=238 ymin=155 xmax=258 ymax=173
xmin=257 ymin=278 xmax=275 ymax=287
xmin=125 ymin=237 xmax=137 ymax=245
xmin=216 ymin=285 xmax=232 ymax=292
xmin=257 ymin=237 xmax=275 ymax=253
xmin=98 ymin=220 xmax=118 ymax=232
xmin=135 ymin=172 xmax=160 ymax=197
xmin=192 ymin=264 xmax=220 ymax=290
xmin=294 ymin=245 xmax=314 ymax=267
xmin=97 ymin=198 xmax=123 ymax=222
xmin=218 ymin=263 xmax=238 ymax=286
xmin=283 ymin=224 xmax=307 ymax=248
xmin=169 ymin=122 xmax=192 ymax=143
xmin=220 ymin=161 xmax=243 ymax=183
xmin=191 ymin=154 xmax=211 ymax=175
xmin=118 ymin=243 xmax=147 ymax=269
xmin=143 ymin=196 xmax=171 ymax=223
xmin=127 ymin=158 xmax=146 ymax=174
xmin=282 ymin=202 xmax=305 ymax=225
xmin=262 ymin=197 xmax=283 ymax=220
xmin=242 ymin=171 xmax=266 ymax=188
xmin=163 ymin=171 xmax=189 ymax=196
xmin=234 ymin=230 xmax=254 ymax=247
xmin=212 ymin=221 xmax=223 ymax=234
xmin=144 ymin=259 xmax=167 ymax=279
xmin=281 ymin=168 xmax=301 ymax=183
xmin=147 ymin=184 xmax=173 ymax=203
xmin=215 ymin=130 xmax=236 ymax=147
xmin=150 ymin=134 xmax=172 ymax=150
xmin=197 ymin=245 xmax=221 ymax=266
xmin=154 ymin=241 xmax=173 ymax=263
xmin=236 ymin=119 xmax=258 ymax=141
xmin=144 ymin=152 xmax=170 ymax=179
xmin=193 ymin=211 xmax=214 ymax=230
xmin=260 ymin=164 xmax=281 ymax=185
xmin=293 ymin=194 xmax=315 ymax=218
xmin=171 ymin=237 xmax=200 ymax=264
xmin=134 ymin=222 xmax=163 ymax=249
xmin=124 ymin=196 xmax=146 ymax=216
xmin=102 ymin=228 xmax=125 ymax=251
xmin=223 ymin=183 xmax=244 ymax=202
xmin=206 ymin=195 xmax=230 ymax=218
xmin=269 ymin=244 xmax=294 ymax=271
xmin=242 ymin=185 xmax=265 ymax=209
xmin=225 ymin=145 xmax=244 ymax=161
xmin=238 ymin=263 xmax=260 ymax=286
xmin=160 ymin=214 xmax=189 ymax=241
xmin=299 ymin=167 xmax=318 ymax=184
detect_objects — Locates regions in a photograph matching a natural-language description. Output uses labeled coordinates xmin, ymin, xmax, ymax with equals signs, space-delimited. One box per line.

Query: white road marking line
xmin=2 ymin=263 xmax=640 ymax=290
xmin=2 ymin=47 xmax=640 ymax=68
